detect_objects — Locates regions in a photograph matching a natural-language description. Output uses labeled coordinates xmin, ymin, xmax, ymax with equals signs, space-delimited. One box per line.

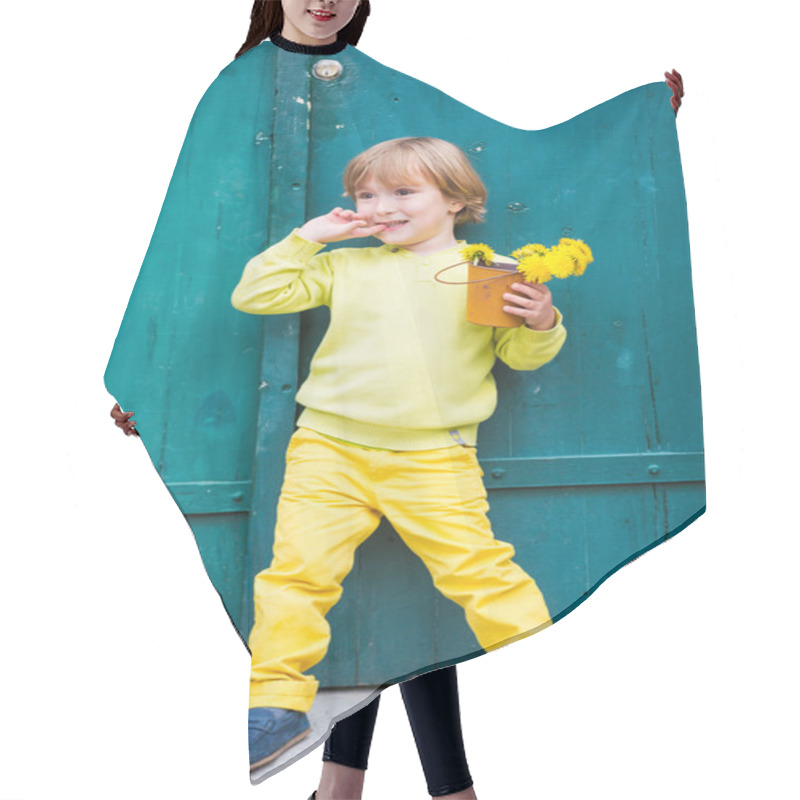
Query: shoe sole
xmin=249 ymin=726 xmax=311 ymax=772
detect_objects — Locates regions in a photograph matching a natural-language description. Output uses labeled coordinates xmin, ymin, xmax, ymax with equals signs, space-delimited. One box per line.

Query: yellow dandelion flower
xmin=558 ymin=238 xmax=594 ymax=276
xmin=517 ymin=256 xmax=552 ymax=283
xmin=511 ymin=243 xmax=548 ymax=261
xmin=461 ymin=243 xmax=496 ymax=266
xmin=544 ymin=245 xmax=576 ymax=279
xmin=555 ymin=243 xmax=581 ymax=276
xmin=513 ymin=243 xmax=552 ymax=282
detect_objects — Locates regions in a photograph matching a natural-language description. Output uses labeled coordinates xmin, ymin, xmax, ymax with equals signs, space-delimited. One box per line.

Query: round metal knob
xmin=312 ymin=59 xmax=343 ymax=81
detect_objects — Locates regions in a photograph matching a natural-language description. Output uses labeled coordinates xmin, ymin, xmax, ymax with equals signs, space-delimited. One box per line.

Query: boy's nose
xmin=375 ymin=195 xmax=397 ymax=215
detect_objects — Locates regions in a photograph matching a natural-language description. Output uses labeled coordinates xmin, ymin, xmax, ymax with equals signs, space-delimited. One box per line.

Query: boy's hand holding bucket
xmin=503 ymin=281 xmax=557 ymax=330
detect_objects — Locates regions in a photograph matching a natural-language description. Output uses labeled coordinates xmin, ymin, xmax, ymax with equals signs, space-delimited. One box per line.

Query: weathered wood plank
xmin=480 ymin=452 xmax=704 ymax=489
xmin=241 ymin=49 xmax=314 ymax=635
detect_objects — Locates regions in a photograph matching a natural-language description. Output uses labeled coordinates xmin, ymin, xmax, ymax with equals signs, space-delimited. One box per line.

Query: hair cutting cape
xmin=106 ymin=40 xmax=704 ymax=777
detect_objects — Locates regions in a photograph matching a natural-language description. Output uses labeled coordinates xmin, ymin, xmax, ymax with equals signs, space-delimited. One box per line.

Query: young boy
xmin=232 ymin=137 xmax=567 ymax=769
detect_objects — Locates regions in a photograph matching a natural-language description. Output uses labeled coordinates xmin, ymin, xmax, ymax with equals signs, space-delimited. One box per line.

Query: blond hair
xmin=343 ymin=137 xmax=487 ymax=225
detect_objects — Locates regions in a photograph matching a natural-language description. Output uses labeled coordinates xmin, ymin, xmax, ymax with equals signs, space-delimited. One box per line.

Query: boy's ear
xmin=449 ymin=200 xmax=466 ymax=214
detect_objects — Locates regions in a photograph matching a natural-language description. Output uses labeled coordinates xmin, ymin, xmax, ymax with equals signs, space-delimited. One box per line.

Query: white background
xmin=2 ymin=1 xmax=797 ymax=798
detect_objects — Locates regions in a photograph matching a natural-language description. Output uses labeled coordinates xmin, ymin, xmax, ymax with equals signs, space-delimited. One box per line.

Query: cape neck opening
xmin=270 ymin=32 xmax=348 ymax=55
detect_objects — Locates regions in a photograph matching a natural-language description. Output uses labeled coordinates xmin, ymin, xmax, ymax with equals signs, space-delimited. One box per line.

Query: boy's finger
xmin=509 ymin=282 xmax=546 ymax=298
xmin=523 ymin=279 xmax=549 ymax=291
xmin=503 ymin=293 xmax=539 ymax=309
xmin=352 ymin=224 xmax=386 ymax=237
xmin=502 ymin=305 xmax=529 ymax=317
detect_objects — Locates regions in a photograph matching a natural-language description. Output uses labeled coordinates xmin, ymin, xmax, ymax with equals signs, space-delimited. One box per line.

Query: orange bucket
xmin=435 ymin=261 xmax=524 ymax=328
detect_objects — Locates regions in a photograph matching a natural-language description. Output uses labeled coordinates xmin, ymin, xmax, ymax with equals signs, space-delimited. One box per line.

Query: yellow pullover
xmin=232 ymin=231 xmax=567 ymax=450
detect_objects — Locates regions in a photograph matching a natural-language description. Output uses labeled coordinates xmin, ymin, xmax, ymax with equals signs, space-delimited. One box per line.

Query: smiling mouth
xmin=307 ymin=9 xmax=335 ymax=21
xmin=377 ymin=221 xmax=409 ymax=232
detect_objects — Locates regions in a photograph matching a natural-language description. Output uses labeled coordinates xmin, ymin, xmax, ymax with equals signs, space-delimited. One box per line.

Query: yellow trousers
xmin=249 ymin=428 xmax=551 ymax=712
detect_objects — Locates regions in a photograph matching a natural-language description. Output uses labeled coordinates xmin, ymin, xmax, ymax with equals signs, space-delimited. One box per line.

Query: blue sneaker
xmin=248 ymin=707 xmax=310 ymax=771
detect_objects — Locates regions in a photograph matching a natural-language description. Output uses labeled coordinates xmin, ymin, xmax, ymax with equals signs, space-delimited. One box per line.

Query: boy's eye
xmin=396 ymin=188 xmax=414 ymax=196
xmin=356 ymin=192 xmax=374 ymax=200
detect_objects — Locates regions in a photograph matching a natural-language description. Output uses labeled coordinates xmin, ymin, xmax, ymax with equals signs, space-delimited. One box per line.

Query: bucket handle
xmin=433 ymin=260 xmax=521 ymax=286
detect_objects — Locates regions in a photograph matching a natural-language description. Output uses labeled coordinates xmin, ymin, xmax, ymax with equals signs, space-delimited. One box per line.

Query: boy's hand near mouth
xmin=298 ymin=207 xmax=386 ymax=244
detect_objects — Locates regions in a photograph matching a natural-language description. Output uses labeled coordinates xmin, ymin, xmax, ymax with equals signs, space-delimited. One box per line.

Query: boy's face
xmin=354 ymin=171 xmax=465 ymax=255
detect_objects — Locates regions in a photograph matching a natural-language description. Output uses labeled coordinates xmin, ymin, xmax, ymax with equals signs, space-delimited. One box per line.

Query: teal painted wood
xmin=240 ymin=49 xmax=315 ymax=637
xmin=105 ymin=46 xmax=280 ymax=633
xmin=168 ymin=481 xmax=252 ymax=515
xmin=188 ymin=512 xmax=250 ymax=633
